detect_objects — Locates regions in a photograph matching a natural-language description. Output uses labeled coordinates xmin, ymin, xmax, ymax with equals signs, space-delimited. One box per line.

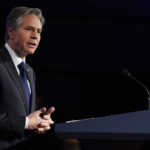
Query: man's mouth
xmin=27 ymin=42 xmax=36 ymax=48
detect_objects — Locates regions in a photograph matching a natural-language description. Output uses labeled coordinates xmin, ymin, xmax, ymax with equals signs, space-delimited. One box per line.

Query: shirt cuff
xmin=25 ymin=117 xmax=28 ymax=129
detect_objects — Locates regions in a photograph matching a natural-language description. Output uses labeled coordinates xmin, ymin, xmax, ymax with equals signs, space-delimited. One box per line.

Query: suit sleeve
xmin=0 ymin=113 xmax=25 ymax=139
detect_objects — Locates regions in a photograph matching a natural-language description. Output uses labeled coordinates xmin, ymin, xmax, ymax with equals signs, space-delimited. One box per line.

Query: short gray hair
xmin=5 ymin=6 xmax=45 ymax=42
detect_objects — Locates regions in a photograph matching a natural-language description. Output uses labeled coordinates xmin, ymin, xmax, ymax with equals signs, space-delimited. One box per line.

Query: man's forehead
xmin=21 ymin=14 xmax=42 ymax=28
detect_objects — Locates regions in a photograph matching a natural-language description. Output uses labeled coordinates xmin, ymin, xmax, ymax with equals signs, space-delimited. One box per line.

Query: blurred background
xmin=0 ymin=0 xmax=150 ymax=123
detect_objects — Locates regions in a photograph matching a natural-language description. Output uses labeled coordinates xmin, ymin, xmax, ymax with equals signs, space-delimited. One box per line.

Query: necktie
xmin=18 ymin=61 xmax=30 ymax=108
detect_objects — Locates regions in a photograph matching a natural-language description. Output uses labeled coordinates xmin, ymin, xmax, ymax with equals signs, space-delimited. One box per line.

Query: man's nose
xmin=31 ymin=31 xmax=38 ymax=39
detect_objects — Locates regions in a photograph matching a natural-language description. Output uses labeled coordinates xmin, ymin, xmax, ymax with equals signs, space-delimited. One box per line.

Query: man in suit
xmin=0 ymin=6 xmax=55 ymax=150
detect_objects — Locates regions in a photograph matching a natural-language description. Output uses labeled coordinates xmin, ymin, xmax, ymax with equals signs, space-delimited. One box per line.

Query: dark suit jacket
xmin=0 ymin=46 xmax=36 ymax=150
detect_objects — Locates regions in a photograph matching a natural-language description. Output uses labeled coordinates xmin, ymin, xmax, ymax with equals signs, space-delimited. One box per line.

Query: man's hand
xmin=28 ymin=107 xmax=55 ymax=133
xmin=42 ymin=107 xmax=55 ymax=121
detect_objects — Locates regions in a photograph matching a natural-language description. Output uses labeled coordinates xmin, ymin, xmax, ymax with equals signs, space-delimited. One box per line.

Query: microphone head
xmin=122 ymin=69 xmax=132 ymax=77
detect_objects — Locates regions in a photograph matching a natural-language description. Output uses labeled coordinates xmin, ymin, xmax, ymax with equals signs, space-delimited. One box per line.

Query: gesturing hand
xmin=28 ymin=107 xmax=55 ymax=133
xmin=42 ymin=107 xmax=55 ymax=122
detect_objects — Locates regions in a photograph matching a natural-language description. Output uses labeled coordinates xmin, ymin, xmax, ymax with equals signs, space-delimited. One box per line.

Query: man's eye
xmin=38 ymin=30 xmax=42 ymax=34
xmin=25 ymin=28 xmax=31 ymax=30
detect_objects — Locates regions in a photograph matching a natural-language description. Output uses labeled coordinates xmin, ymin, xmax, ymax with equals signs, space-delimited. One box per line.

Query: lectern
xmin=55 ymin=110 xmax=150 ymax=150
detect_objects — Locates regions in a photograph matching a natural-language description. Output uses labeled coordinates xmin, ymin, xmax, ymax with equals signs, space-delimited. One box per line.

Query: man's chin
xmin=26 ymin=49 xmax=36 ymax=55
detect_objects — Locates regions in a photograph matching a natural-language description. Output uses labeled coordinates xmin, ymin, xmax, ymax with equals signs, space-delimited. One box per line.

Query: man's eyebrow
xmin=25 ymin=25 xmax=42 ymax=30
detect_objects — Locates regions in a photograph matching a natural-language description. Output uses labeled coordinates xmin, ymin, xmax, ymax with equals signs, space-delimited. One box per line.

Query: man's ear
xmin=8 ymin=27 xmax=15 ymax=40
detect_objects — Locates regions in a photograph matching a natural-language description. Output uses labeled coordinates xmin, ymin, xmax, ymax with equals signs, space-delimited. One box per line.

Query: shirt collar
xmin=5 ymin=43 xmax=25 ymax=66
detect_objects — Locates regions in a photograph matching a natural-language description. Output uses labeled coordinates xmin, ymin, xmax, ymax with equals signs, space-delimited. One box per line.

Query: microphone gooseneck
xmin=123 ymin=69 xmax=150 ymax=110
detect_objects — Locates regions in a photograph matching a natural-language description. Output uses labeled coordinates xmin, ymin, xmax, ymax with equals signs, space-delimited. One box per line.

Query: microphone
xmin=123 ymin=69 xmax=150 ymax=110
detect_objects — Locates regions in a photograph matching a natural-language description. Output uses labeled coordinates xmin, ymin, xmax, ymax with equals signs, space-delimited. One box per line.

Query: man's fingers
xmin=44 ymin=107 xmax=55 ymax=115
xmin=35 ymin=126 xmax=51 ymax=133
xmin=37 ymin=128 xmax=44 ymax=132
xmin=42 ymin=115 xmax=54 ymax=125
xmin=40 ymin=122 xmax=49 ymax=127
xmin=42 ymin=115 xmax=49 ymax=120
xmin=37 ymin=107 xmax=46 ymax=115
xmin=40 ymin=119 xmax=54 ymax=126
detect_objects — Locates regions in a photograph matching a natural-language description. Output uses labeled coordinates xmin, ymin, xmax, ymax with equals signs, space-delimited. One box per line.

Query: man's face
xmin=8 ymin=14 xmax=42 ymax=59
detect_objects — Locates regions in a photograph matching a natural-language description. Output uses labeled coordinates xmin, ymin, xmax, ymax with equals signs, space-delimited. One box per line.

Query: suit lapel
xmin=0 ymin=47 xmax=29 ymax=114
